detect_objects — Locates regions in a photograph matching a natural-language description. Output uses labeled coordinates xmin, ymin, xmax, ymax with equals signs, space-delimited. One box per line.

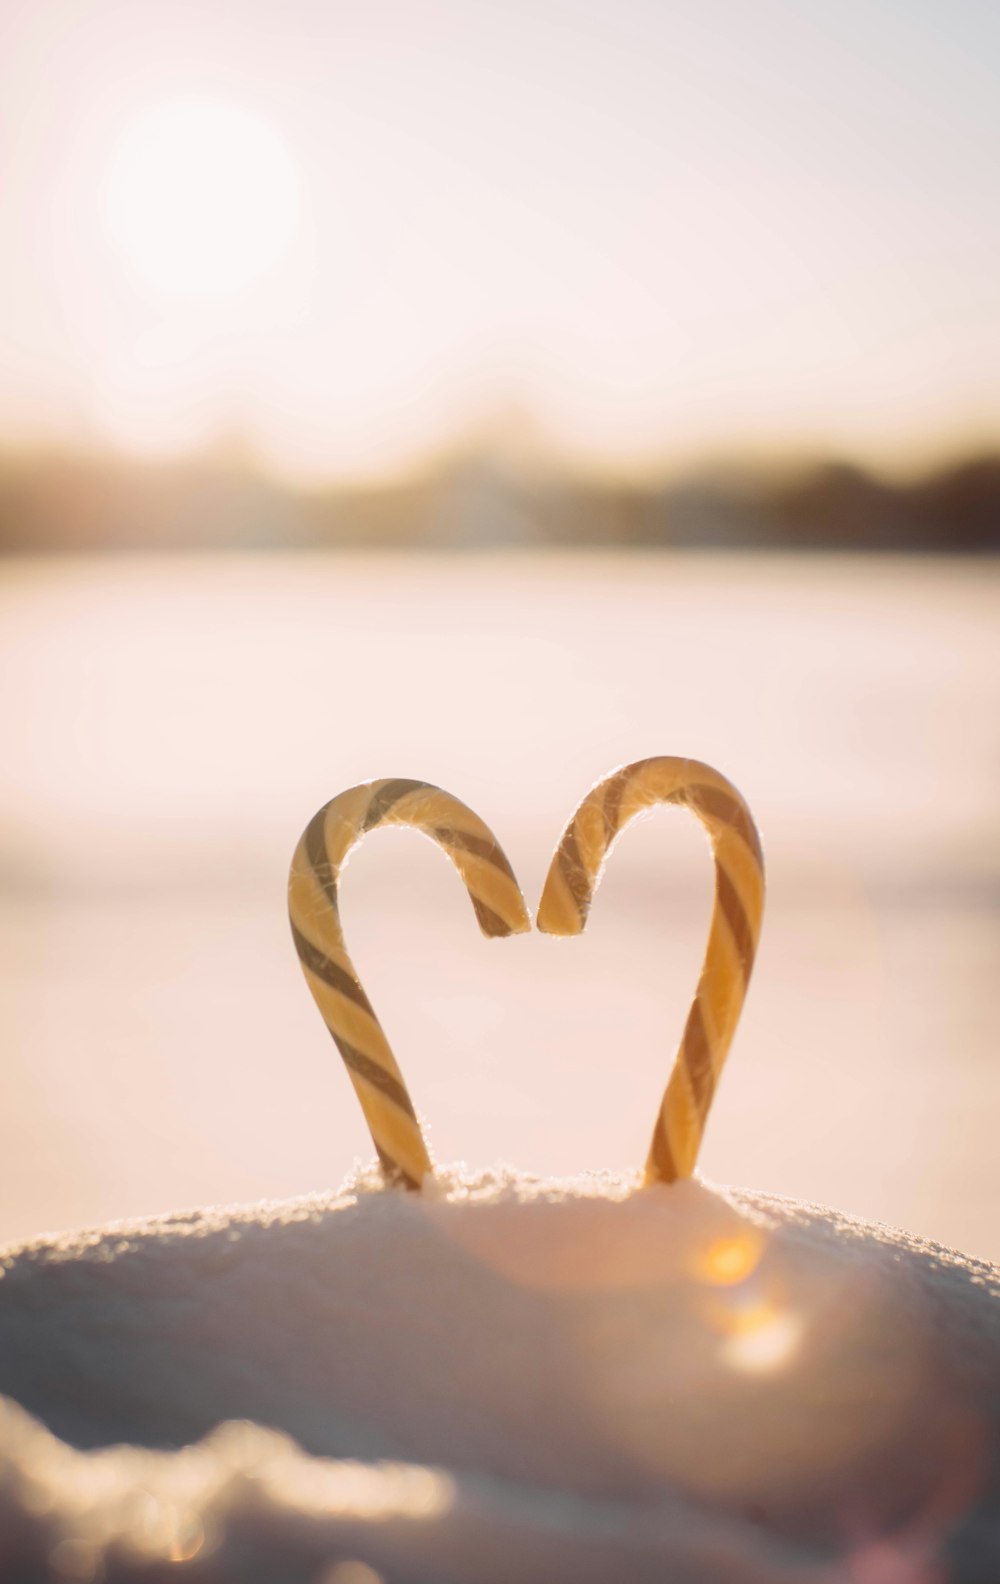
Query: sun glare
xmin=105 ymin=100 xmax=301 ymax=300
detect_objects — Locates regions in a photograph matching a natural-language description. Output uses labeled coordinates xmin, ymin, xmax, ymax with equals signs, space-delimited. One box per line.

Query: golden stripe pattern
xmin=289 ymin=778 xmax=530 ymax=1189
xmin=537 ymin=757 xmax=765 ymax=1186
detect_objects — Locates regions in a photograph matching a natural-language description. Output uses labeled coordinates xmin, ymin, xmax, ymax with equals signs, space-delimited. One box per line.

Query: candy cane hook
xmin=289 ymin=778 xmax=530 ymax=1189
xmin=537 ymin=758 xmax=765 ymax=1186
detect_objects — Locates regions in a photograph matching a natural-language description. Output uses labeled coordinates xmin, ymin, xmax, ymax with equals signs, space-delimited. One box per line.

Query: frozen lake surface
xmin=0 ymin=551 xmax=998 ymax=1258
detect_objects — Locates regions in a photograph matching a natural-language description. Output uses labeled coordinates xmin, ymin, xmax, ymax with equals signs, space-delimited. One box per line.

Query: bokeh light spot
xmin=697 ymin=1232 xmax=763 ymax=1286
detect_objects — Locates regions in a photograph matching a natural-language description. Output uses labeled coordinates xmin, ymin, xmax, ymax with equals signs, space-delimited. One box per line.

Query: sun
xmin=105 ymin=100 xmax=301 ymax=300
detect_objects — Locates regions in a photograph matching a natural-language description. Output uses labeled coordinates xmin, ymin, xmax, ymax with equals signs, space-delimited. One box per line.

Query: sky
xmin=1 ymin=0 xmax=998 ymax=482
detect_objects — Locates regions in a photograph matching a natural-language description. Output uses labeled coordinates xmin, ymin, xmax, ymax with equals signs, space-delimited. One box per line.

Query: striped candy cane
xmin=537 ymin=757 xmax=765 ymax=1186
xmin=289 ymin=778 xmax=530 ymax=1189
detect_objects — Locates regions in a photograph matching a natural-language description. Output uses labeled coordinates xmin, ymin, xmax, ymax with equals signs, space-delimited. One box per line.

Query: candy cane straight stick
xmin=537 ymin=758 xmax=764 ymax=1186
xmin=289 ymin=779 xmax=530 ymax=1189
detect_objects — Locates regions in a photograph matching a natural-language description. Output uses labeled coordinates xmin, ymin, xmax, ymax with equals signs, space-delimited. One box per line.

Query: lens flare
xmin=696 ymin=1232 xmax=763 ymax=1287
xmin=721 ymin=1306 xmax=803 ymax=1374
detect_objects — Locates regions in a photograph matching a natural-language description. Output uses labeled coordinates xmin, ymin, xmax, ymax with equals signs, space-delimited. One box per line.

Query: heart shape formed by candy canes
xmin=289 ymin=758 xmax=764 ymax=1191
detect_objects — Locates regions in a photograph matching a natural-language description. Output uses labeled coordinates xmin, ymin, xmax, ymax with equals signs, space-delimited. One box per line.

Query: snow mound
xmin=1 ymin=1168 xmax=999 ymax=1580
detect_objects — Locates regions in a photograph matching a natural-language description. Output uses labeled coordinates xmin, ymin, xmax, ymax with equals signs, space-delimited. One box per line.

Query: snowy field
xmin=0 ymin=550 xmax=998 ymax=1258
xmin=2 ymin=1167 xmax=999 ymax=1580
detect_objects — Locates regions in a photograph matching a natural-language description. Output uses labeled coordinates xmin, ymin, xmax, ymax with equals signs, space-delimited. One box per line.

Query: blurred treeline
xmin=0 ymin=448 xmax=997 ymax=553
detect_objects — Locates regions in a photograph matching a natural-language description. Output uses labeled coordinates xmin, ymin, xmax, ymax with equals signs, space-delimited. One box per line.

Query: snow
xmin=1 ymin=1168 xmax=999 ymax=1580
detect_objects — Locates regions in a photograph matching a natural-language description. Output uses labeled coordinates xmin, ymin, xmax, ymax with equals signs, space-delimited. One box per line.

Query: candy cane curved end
xmin=289 ymin=778 xmax=531 ymax=1190
xmin=537 ymin=757 xmax=765 ymax=1187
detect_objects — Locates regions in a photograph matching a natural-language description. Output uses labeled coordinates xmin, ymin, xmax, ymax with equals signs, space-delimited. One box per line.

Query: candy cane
xmin=537 ymin=757 xmax=765 ymax=1186
xmin=289 ymin=778 xmax=530 ymax=1189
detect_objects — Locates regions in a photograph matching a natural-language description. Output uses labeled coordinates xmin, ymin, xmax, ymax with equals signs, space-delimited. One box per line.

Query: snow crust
xmin=1 ymin=1167 xmax=998 ymax=1581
